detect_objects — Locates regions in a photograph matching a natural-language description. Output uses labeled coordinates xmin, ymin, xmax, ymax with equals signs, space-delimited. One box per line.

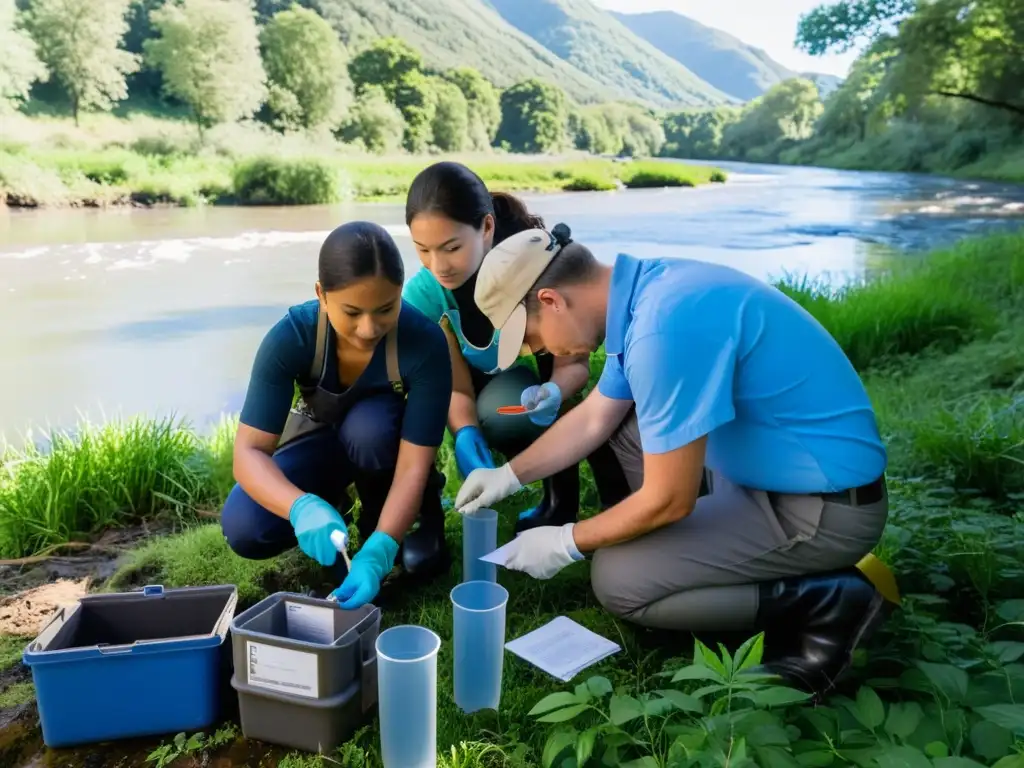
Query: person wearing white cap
xmin=453 ymin=223 xmax=892 ymax=698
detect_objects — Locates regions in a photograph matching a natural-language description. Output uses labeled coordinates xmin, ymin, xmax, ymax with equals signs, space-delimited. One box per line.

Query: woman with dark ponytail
xmin=220 ymin=221 xmax=453 ymax=609
xmin=403 ymin=161 xmax=628 ymax=532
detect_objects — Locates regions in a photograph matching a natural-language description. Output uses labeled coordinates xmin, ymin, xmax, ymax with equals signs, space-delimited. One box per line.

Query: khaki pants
xmin=589 ymin=411 xmax=889 ymax=632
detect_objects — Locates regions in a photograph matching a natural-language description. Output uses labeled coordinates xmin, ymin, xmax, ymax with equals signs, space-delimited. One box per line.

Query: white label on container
xmin=285 ymin=601 xmax=335 ymax=645
xmin=246 ymin=640 xmax=319 ymax=698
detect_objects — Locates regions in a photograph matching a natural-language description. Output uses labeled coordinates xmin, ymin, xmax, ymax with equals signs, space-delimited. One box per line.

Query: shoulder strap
xmin=385 ymin=325 xmax=403 ymax=394
xmin=311 ymin=304 xmax=328 ymax=381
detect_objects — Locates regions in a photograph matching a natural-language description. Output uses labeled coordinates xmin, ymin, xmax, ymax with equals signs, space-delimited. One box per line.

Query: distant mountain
xmin=610 ymin=10 xmax=842 ymax=102
xmin=313 ymin=0 xmax=618 ymax=105
xmin=481 ymin=0 xmax=735 ymax=108
xmin=802 ymin=72 xmax=843 ymax=98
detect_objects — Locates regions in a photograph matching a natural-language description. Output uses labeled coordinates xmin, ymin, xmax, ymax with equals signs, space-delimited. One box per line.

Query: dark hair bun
xmin=551 ymin=222 xmax=572 ymax=247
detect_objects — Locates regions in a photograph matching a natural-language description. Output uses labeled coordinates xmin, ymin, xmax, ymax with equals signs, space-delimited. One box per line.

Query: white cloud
xmin=593 ymin=0 xmax=863 ymax=77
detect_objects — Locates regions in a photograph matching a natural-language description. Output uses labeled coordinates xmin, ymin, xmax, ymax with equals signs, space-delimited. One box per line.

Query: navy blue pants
xmin=221 ymin=393 xmax=404 ymax=561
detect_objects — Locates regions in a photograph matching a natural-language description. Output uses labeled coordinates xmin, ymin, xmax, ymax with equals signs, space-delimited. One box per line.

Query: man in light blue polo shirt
xmin=454 ymin=224 xmax=891 ymax=698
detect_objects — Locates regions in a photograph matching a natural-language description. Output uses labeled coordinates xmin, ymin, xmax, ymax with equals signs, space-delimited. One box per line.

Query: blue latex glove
xmin=330 ymin=531 xmax=399 ymax=609
xmin=454 ymin=425 xmax=495 ymax=479
xmin=521 ymin=382 xmax=563 ymax=427
xmin=289 ymin=494 xmax=346 ymax=566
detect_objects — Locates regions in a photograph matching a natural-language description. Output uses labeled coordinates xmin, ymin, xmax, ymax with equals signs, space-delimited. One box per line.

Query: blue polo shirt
xmin=240 ymin=299 xmax=452 ymax=447
xmin=597 ymin=254 xmax=887 ymax=494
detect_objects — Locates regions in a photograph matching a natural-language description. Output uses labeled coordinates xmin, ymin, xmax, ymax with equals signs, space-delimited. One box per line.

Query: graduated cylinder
xmin=462 ymin=508 xmax=497 ymax=583
xmin=376 ymin=625 xmax=441 ymax=768
xmin=450 ymin=580 xmax=508 ymax=714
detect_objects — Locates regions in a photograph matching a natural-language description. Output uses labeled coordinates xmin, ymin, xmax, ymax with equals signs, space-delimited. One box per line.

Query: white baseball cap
xmin=474 ymin=225 xmax=570 ymax=370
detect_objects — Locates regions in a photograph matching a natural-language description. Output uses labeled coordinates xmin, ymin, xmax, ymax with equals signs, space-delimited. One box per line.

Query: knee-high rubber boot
xmin=400 ymin=469 xmax=452 ymax=578
xmin=586 ymin=442 xmax=632 ymax=510
xmin=754 ymin=568 xmax=888 ymax=700
xmin=514 ymin=463 xmax=580 ymax=534
xmin=354 ymin=467 xmax=451 ymax=579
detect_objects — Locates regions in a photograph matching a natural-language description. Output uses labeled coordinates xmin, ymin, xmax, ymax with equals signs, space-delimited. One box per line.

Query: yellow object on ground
xmin=856 ymin=553 xmax=901 ymax=605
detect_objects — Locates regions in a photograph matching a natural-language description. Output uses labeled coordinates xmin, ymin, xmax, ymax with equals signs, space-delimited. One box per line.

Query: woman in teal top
xmin=402 ymin=161 xmax=628 ymax=530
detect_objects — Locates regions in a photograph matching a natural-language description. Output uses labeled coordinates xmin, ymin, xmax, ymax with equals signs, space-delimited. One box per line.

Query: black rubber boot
xmin=755 ymin=568 xmax=887 ymax=699
xmin=586 ymin=442 xmax=632 ymax=510
xmin=400 ymin=469 xmax=451 ymax=578
xmin=514 ymin=464 xmax=580 ymax=534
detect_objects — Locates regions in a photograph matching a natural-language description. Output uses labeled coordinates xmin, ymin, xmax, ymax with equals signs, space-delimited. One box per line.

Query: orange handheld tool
xmin=496 ymin=405 xmax=528 ymax=415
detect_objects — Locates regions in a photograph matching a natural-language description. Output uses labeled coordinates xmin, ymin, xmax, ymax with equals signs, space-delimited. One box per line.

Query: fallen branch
xmin=0 ymin=542 xmax=120 ymax=567
xmin=932 ymin=90 xmax=1024 ymax=117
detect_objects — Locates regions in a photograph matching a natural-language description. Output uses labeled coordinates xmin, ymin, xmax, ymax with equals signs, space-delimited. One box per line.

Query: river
xmin=2 ymin=160 xmax=1024 ymax=444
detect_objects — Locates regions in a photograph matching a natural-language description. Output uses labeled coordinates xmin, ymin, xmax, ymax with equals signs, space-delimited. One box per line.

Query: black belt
xmin=820 ymin=476 xmax=886 ymax=506
xmin=766 ymin=476 xmax=886 ymax=508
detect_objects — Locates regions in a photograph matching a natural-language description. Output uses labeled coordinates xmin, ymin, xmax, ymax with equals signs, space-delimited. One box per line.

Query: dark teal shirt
xmin=240 ymin=299 xmax=452 ymax=447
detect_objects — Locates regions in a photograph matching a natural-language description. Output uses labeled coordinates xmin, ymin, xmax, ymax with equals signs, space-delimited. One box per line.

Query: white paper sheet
xmin=505 ymin=616 xmax=621 ymax=682
xmin=285 ymin=600 xmax=335 ymax=645
xmin=478 ymin=540 xmax=520 ymax=566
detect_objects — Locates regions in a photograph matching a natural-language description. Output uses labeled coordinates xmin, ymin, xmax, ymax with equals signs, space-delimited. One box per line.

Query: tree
xmin=348 ymin=37 xmax=422 ymax=99
xmin=430 ymin=78 xmax=469 ymax=152
xmin=796 ymin=0 xmax=916 ymax=55
xmin=446 ymin=67 xmax=500 ymax=150
xmin=339 ymin=84 xmax=405 ymax=154
xmin=261 ymin=5 xmax=349 ymax=130
xmin=144 ymin=0 xmax=266 ymax=140
xmin=570 ymin=108 xmax=618 ymax=155
xmin=393 ymin=70 xmax=437 ymax=153
xmin=622 ymin=110 xmax=666 ymax=157
xmin=721 ymin=78 xmax=824 ymax=160
xmin=23 ymin=0 xmax=138 ymax=124
xmin=497 ymin=79 xmax=568 ymax=154
xmin=0 ymin=0 xmax=47 ymax=113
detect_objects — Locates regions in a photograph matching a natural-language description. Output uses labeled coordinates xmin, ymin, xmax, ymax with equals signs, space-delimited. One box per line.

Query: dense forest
xmin=1 ymin=0 xmax=1021 ymax=181
xmin=661 ymin=0 xmax=1024 ymax=180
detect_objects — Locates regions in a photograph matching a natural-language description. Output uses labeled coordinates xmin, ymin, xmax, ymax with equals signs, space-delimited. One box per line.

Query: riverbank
xmin=1 ymin=232 xmax=1023 ymax=766
xmin=0 ymin=114 xmax=726 ymax=209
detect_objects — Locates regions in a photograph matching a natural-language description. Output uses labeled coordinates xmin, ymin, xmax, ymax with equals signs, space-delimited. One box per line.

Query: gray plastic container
xmin=229 ymin=592 xmax=380 ymax=753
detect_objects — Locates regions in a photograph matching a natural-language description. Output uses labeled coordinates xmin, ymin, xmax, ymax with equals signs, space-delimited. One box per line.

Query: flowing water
xmin=2 ymin=160 xmax=1024 ymax=444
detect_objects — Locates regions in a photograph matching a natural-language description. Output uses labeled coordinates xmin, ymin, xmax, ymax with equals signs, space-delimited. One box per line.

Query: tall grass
xmin=0 ymin=416 xmax=237 ymax=559
xmin=776 ymin=233 xmax=1023 ymax=370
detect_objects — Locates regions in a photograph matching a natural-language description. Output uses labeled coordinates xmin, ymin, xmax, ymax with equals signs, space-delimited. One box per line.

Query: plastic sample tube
xmin=450 ymin=580 xmax=509 ymax=714
xmin=462 ymin=508 xmax=498 ymax=583
xmin=376 ymin=625 xmax=441 ymax=768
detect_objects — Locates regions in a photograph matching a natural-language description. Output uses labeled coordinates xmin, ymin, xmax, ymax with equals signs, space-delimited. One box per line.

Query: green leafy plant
xmin=145 ymin=724 xmax=238 ymax=768
xmin=529 ymin=633 xmax=811 ymax=767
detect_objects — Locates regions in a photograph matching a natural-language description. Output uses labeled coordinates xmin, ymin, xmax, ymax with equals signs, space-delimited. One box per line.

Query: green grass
xmin=618 ymin=160 xmax=726 ymax=188
xmin=0 ymin=114 xmax=727 ymax=208
xmin=3 ymin=232 xmax=1024 ymax=766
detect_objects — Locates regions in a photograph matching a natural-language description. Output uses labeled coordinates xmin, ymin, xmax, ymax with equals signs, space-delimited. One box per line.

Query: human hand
xmin=520 ymin=382 xmax=562 ymax=427
xmin=289 ymin=494 xmax=346 ymax=566
xmin=453 ymin=425 xmax=495 ymax=479
xmin=501 ymin=523 xmax=584 ymax=579
xmin=330 ymin=531 xmax=399 ymax=609
xmin=455 ymin=463 xmax=523 ymax=515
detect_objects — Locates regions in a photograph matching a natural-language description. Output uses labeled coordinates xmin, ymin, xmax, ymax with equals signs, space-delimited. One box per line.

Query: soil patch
xmin=0 ymin=522 xmax=174 ymax=599
xmin=0 ymin=579 xmax=90 ymax=637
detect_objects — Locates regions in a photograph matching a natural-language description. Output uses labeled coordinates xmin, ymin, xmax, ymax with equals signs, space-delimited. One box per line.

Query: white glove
xmin=455 ymin=463 xmax=523 ymax=515
xmin=502 ymin=524 xmax=584 ymax=579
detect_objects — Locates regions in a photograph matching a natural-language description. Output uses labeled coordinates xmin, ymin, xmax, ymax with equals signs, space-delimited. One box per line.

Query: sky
xmin=592 ymin=0 xmax=862 ymax=77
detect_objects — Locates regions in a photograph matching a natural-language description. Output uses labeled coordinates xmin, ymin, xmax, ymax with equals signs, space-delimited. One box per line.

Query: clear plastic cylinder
xmin=450 ymin=580 xmax=508 ymax=714
xmin=376 ymin=625 xmax=441 ymax=767
xmin=462 ymin=507 xmax=498 ymax=583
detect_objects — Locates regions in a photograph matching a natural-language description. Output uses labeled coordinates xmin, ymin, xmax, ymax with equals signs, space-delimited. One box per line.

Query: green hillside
xmin=311 ymin=0 xmax=623 ymax=105
xmin=481 ymin=0 xmax=734 ymax=108
xmin=610 ymin=10 xmax=797 ymax=101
